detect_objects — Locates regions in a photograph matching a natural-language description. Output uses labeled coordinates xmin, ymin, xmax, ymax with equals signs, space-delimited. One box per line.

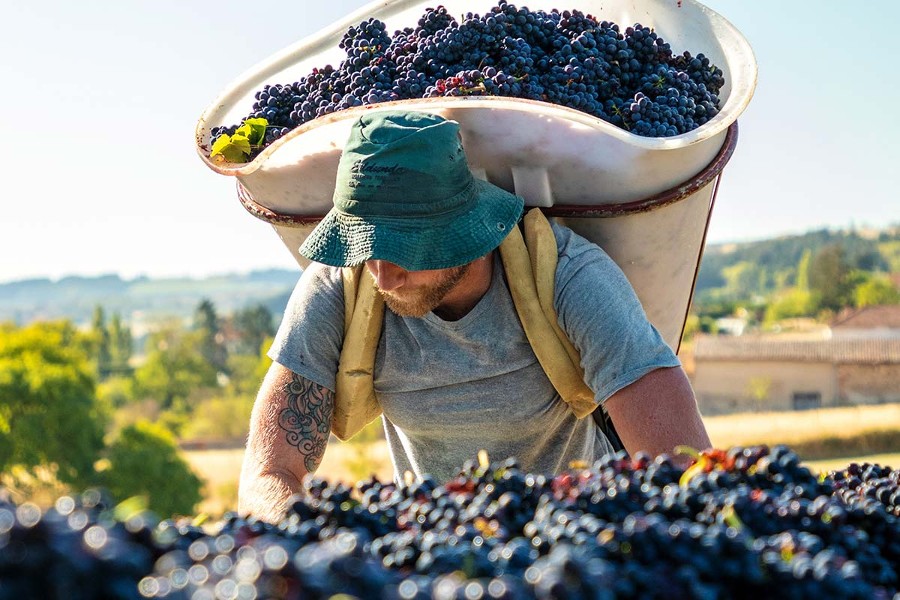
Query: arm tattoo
xmin=277 ymin=373 xmax=334 ymax=473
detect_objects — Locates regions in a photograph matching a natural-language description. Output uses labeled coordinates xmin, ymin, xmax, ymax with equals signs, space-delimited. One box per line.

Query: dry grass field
xmin=184 ymin=403 xmax=900 ymax=517
xmin=805 ymin=453 xmax=900 ymax=475
xmin=184 ymin=441 xmax=393 ymax=517
xmin=703 ymin=403 xmax=900 ymax=448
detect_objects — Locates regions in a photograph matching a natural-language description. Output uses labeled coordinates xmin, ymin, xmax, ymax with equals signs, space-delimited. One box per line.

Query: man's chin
xmin=382 ymin=294 xmax=433 ymax=318
xmin=375 ymin=264 xmax=469 ymax=319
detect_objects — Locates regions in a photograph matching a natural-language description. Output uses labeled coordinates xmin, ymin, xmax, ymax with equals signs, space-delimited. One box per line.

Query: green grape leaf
xmin=235 ymin=119 xmax=268 ymax=146
xmin=210 ymin=134 xmax=239 ymax=162
xmin=234 ymin=123 xmax=253 ymax=140
xmin=210 ymin=133 xmax=252 ymax=163
xmin=242 ymin=118 xmax=268 ymax=145
xmin=229 ymin=134 xmax=251 ymax=153
xmin=210 ymin=133 xmax=232 ymax=156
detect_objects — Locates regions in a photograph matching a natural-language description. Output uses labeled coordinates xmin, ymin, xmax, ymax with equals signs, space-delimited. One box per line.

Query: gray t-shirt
xmin=269 ymin=222 xmax=680 ymax=482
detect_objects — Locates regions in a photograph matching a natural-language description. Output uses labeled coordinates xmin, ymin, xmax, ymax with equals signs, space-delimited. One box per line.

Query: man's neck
xmin=432 ymin=252 xmax=494 ymax=321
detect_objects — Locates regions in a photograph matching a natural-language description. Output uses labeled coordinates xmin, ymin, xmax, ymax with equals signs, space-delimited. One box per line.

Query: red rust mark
xmin=237 ymin=184 xmax=325 ymax=226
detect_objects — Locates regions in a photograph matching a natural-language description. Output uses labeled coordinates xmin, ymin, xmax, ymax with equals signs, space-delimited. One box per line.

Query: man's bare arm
xmin=603 ymin=366 xmax=711 ymax=463
xmin=238 ymin=361 xmax=334 ymax=522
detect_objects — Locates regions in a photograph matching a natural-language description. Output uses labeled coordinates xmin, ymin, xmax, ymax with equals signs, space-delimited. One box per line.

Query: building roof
xmin=831 ymin=305 xmax=900 ymax=329
xmin=693 ymin=335 xmax=900 ymax=364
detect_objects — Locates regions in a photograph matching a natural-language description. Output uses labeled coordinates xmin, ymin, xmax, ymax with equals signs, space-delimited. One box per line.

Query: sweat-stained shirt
xmin=269 ymin=222 xmax=681 ymax=482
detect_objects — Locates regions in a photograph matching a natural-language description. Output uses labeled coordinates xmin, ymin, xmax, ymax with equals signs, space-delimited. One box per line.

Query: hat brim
xmin=299 ymin=179 xmax=525 ymax=271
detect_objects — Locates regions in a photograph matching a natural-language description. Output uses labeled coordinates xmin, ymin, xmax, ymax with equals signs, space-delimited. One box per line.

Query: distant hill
xmin=3 ymin=223 xmax=898 ymax=327
xmin=696 ymin=225 xmax=900 ymax=297
xmin=0 ymin=268 xmax=301 ymax=326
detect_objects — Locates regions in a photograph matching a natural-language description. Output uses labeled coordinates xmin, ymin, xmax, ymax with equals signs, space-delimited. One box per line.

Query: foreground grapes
xmin=0 ymin=445 xmax=898 ymax=599
xmin=209 ymin=2 xmax=726 ymax=161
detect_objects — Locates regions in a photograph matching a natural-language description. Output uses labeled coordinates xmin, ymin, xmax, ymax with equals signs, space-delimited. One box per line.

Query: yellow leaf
xmin=679 ymin=455 xmax=709 ymax=488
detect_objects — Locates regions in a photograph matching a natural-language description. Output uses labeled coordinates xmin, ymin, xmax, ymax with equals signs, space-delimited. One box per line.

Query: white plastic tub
xmin=195 ymin=0 xmax=757 ymax=350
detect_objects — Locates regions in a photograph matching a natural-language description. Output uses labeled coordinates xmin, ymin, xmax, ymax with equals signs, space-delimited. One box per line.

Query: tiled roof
xmin=693 ymin=335 xmax=900 ymax=364
xmin=831 ymin=305 xmax=900 ymax=329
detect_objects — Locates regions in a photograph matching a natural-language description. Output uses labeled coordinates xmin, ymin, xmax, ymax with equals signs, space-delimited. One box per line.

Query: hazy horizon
xmin=3 ymin=218 xmax=897 ymax=286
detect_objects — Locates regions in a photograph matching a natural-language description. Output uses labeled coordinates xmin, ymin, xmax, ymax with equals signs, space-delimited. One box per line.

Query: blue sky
xmin=1 ymin=1 xmax=897 ymax=283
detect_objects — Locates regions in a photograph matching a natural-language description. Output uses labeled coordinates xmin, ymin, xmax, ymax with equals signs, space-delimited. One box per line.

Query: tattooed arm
xmin=238 ymin=361 xmax=334 ymax=522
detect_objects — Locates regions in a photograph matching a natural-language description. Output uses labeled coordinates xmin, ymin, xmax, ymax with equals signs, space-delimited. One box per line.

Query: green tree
xmin=698 ymin=316 xmax=719 ymax=334
xmin=231 ymin=304 xmax=275 ymax=356
xmin=764 ymin=288 xmax=815 ymax=324
xmin=194 ymin=300 xmax=228 ymax=374
xmin=98 ymin=421 xmax=202 ymax=517
xmin=756 ymin=267 xmax=771 ymax=295
xmin=91 ymin=305 xmax=113 ymax=378
xmin=96 ymin=375 xmax=136 ymax=410
xmin=796 ymin=249 xmax=812 ymax=291
xmin=0 ymin=322 xmax=106 ymax=486
xmin=855 ymin=276 xmax=900 ymax=307
xmin=225 ymin=335 xmax=274 ymax=396
xmin=721 ymin=261 xmax=761 ymax=299
xmin=692 ymin=293 xmax=737 ymax=319
xmin=681 ymin=314 xmax=701 ymax=342
xmin=133 ymin=323 xmax=218 ymax=409
xmin=773 ymin=267 xmax=795 ymax=290
xmin=108 ymin=312 xmax=133 ymax=374
xmin=180 ymin=395 xmax=254 ymax=441
xmin=853 ymin=249 xmax=888 ymax=272
xmin=878 ymin=240 xmax=900 ymax=273
xmin=809 ymin=244 xmax=854 ymax=312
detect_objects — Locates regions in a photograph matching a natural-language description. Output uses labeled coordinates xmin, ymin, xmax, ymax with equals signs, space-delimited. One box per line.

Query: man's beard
xmin=377 ymin=263 xmax=471 ymax=318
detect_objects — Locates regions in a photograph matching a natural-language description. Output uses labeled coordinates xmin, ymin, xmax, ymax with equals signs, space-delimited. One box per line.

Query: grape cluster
xmin=830 ymin=462 xmax=900 ymax=517
xmin=2 ymin=445 xmax=899 ymax=599
xmin=0 ymin=489 xmax=165 ymax=598
xmin=210 ymin=1 xmax=727 ymax=160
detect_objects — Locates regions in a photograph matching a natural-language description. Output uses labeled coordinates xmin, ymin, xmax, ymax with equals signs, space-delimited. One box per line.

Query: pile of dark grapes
xmin=210 ymin=1 xmax=726 ymax=158
xmin=1 ymin=445 xmax=898 ymax=599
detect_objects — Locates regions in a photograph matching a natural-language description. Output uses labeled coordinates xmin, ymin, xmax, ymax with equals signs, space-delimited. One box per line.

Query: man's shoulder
xmin=300 ymin=261 xmax=345 ymax=289
xmin=282 ymin=261 xmax=346 ymax=318
xmin=546 ymin=219 xmax=634 ymax=307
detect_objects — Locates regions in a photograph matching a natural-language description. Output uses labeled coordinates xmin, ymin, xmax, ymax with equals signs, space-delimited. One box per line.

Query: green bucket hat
xmin=298 ymin=110 xmax=525 ymax=271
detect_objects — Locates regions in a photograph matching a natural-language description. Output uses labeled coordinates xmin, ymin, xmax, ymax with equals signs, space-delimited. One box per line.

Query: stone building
xmin=689 ymin=306 xmax=900 ymax=414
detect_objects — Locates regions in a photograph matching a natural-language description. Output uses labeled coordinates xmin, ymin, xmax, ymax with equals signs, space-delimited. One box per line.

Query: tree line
xmin=688 ymin=227 xmax=900 ymax=334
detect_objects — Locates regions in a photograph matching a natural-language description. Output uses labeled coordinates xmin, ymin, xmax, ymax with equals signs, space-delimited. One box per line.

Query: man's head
xmin=298 ymin=110 xmax=524 ymax=273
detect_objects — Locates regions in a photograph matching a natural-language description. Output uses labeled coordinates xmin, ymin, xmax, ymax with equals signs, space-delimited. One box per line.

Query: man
xmin=239 ymin=110 xmax=711 ymax=522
